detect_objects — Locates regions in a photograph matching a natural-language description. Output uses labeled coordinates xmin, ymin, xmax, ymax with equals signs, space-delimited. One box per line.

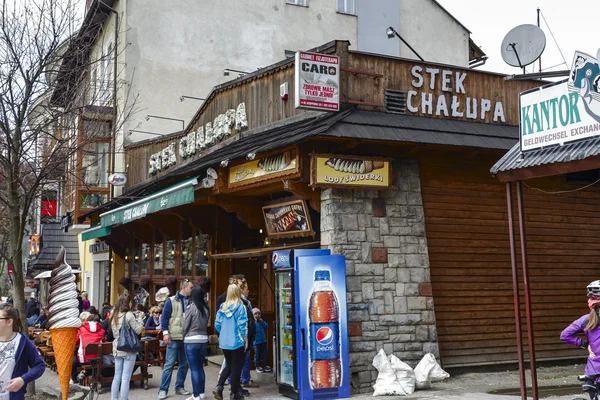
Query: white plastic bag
xmin=388 ymin=354 xmax=415 ymax=395
xmin=372 ymin=349 xmax=415 ymax=396
xmin=413 ymin=353 xmax=450 ymax=389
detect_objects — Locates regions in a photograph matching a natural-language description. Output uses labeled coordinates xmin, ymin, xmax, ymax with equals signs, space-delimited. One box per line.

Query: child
xmin=252 ymin=308 xmax=271 ymax=373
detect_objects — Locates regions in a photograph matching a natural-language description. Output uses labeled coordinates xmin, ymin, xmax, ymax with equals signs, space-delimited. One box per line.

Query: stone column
xmin=320 ymin=159 xmax=438 ymax=394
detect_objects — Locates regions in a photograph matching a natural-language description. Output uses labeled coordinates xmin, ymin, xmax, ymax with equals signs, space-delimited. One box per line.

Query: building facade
xmin=77 ymin=41 xmax=600 ymax=394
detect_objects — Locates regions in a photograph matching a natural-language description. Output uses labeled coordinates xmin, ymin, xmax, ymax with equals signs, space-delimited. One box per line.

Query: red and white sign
xmin=294 ymin=51 xmax=340 ymax=111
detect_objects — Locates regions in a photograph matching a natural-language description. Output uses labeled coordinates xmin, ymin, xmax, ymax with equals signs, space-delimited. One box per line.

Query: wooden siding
xmin=419 ymin=153 xmax=600 ymax=367
xmin=347 ymin=52 xmax=543 ymax=126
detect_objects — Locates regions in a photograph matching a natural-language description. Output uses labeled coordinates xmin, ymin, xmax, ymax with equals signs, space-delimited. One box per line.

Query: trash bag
xmin=414 ymin=353 xmax=450 ymax=389
xmin=388 ymin=354 xmax=415 ymax=395
xmin=372 ymin=349 xmax=415 ymax=396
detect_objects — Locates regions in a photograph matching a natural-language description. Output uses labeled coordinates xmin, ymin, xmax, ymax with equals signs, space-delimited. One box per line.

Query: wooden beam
xmin=207 ymin=196 xmax=264 ymax=230
xmin=496 ymin=154 xmax=600 ymax=182
xmin=283 ymin=180 xmax=321 ymax=212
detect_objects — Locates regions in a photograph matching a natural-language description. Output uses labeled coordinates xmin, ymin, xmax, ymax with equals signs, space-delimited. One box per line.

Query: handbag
xmin=116 ymin=313 xmax=143 ymax=353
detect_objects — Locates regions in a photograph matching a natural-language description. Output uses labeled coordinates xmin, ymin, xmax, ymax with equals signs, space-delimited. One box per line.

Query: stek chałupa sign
xmin=520 ymin=50 xmax=600 ymax=151
xmin=295 ymin=51 xmax=339 ymax=111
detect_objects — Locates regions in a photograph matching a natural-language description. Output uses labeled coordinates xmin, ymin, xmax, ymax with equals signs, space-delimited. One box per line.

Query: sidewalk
xmin=32 ymin=359 xmax=589 ymax=400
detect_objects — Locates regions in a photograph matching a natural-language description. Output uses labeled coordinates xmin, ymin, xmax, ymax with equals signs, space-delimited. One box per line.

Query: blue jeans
xmin=111 ymin=354 xmax=136 ymax=400
xmin=241 ymin=349 xmax=251 ymax=384
xmin=253 ymin=342 xmax=269 ymax=368
xmin=159 ymin=340 xmax=189 ymax=393
xmin=184 ymin=342 xmax=207 ymax=397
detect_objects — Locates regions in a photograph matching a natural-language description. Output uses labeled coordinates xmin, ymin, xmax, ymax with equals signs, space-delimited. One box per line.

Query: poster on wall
xmin=262 ymin=199 xmax=314 ymax=238
xmin=310 ymin=154 xmax=391 ymax=188
xmin=295 ymin=51 xmax=340 ymax=111
xmin=228 ymin=148 xmax=299 ymax=188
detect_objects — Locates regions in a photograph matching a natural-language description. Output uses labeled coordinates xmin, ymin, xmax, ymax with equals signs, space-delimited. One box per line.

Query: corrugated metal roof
xmin=30 ymin=223 xmax=80 ymax=269
xmin=328 ymin=110 xmax=519 ymax=150
xmin=490 ymin=138 xmax=600 ymax=175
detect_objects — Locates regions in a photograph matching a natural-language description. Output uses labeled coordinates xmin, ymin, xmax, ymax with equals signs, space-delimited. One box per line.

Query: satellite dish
xmin=501 ymin=24 xmax=546 ymax=68
xmin=206 ymin=167 xmax=218 ymax=179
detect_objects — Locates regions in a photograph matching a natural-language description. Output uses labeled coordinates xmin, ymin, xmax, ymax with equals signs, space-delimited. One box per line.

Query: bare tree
xmin=0 ymin=0 xmax=137 ymax=330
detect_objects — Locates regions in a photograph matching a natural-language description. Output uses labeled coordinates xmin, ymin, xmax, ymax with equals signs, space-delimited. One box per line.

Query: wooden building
xmin=80 ymin=40 xmax=596 ymax=392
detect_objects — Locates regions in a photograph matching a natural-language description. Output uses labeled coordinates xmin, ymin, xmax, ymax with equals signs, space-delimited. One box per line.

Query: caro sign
xmin=519 ymin=51 xmax=600 ymax=151
xmin=295 ymin=52 xmax=339 ymax=111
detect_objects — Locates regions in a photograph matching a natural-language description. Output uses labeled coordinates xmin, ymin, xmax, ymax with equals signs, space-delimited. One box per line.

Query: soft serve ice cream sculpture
xmin=48 ymin=247 xmax=82 ymax=400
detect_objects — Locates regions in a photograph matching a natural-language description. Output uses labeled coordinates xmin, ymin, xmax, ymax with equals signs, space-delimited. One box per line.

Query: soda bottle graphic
xmin=309 ymin=270 xmax=341 ymax=388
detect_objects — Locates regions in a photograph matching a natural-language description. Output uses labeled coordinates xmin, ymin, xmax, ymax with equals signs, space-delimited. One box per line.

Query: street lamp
xmin=385 ymin=26 xmax=425 ymax=62
xmin=222 ymin=68 xmax=250 ymax=77
xmin=145 ymin=115 xmax=185 ymax=131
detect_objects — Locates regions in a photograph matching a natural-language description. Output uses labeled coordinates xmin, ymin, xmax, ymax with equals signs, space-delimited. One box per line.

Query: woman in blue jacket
xmin=0 ymin=304 xmax=46 ymax=400
xmin=213 ymin=284 xmax=247 ymax=400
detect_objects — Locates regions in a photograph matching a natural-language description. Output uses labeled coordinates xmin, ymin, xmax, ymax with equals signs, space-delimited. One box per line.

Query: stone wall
xmin=320 ymin=159 xmax=438 ymax=394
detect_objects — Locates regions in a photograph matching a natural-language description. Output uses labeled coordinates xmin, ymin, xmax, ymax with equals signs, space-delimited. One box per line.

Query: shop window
xmin=181 ymin=236 xmax=193 ymax=277
xmin=165 ymin=239 xmax=176 ymax=276
xmin=124 ymin=247 xmax=130 ymax=278
xmin=141 ymin=243 xmax=150 ymax=275
xmin=81 ymin=141 xmax=110 ymax=188
xmin=194 ymin=231 xmax=209 ymax=277
xmin=154 ymin=241 xmax=163 ymax=277
xmin=79 ymin=193 xmax=108 ymax=209
xmin=132 ymin=239 xmax=140 ymax=277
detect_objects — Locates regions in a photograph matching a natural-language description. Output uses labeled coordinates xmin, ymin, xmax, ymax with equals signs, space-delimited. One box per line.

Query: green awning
xmin=100 ymin=177 xmax=198 ymax=227
xmin=81 ymin=225 xmax=112 ymax=241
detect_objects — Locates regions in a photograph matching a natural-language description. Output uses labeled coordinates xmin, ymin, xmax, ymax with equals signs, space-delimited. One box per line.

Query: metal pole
xmin=537 ymin=8 xmax=542 ymax=73
xmin=506 ymin=182 xmax=527 ymax=400
xmin=517 ymin=181 xmax=539 ymax=400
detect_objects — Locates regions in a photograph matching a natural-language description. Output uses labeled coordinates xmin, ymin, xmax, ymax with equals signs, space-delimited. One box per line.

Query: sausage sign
xmin=295 ymin=51 xmax=340 ymax=111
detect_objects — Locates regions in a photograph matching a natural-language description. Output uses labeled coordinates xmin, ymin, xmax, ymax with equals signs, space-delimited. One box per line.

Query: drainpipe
xmin=98 ymin=1 xmax=118 ymax=200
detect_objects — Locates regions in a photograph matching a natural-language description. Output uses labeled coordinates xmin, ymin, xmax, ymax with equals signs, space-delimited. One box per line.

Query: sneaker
xmin=213 ymin=386 xmax=224 ymax=400
xmin=255 ymin=367 xmax=264 ymax=373
xmin=158 ymin=391 xmax=167 ymax=400
xmin=242 ymin=380 xmax=260 ymax=388
xmin=263 ymin=366 xmax=272 ymax=373
xmin=185 ymin=397 xmax=199 ymax=400
xmin=239 ymin=388 xmax=250 ymax=396
xmin=199 ymin=395 xmax=206 ymax=400
xmin=176 ymin=389 xmax=191 ymax=396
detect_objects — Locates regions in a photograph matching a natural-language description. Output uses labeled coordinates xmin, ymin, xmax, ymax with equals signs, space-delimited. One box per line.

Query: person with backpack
xmin=108 ymin=294 xmax=144 ymax=400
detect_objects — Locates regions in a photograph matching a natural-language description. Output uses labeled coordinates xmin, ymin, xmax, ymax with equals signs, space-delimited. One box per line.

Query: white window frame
xmin=286 ymin=0 xmax=307 ymax=7
xmin=337 ymin=0 xmax=356 ymax=15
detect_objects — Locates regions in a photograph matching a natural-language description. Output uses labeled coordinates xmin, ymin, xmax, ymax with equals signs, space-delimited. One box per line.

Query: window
xmin=180 ymin=236 xmax=193 ymax=277
xmin=153 ymin=241 xmax=163 ymax=276
xmin=165 ymin=239 xmax=176 ymax=276
xmin=141 ymin=243 xmax=151 ymax=275
xmin=337 ymin=0 xmax=356 ymax=15
xmin=194 ymin=232 xmax=209 ymax=277
xmin=81 ymin=141 xmax=109 ymax=188
xmin=286 ymin=0 xmax=307 ymax=6
xmin=132 ymin=239 xmax=140 ymax=277
xmin=79 ymin=193 xmax=108 ymax=209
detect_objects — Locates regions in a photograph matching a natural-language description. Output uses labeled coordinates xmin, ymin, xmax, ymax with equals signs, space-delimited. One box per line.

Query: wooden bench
xmin=87 ymin=341 xmax=156 ymax=393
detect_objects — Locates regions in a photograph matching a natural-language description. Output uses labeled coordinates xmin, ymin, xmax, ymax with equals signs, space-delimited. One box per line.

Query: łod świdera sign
xmin=295 ymin=51 xmax=339 ymax=111
xmin=520 ymin=50 xmax=600 ymax=151
xmin=228 ymin=149 xmax=298 ymax=188
xmin=262 ymin=200 xmax=314 ymax=238
xmin=310 ymin=154 xmax=391 ymax=189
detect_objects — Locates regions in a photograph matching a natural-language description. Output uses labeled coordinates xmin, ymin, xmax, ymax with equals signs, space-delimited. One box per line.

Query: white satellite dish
xmin=501 ymin=24 xmax=546 ymax=68
xmin=206 ymin=167 xmax=218 ymax=179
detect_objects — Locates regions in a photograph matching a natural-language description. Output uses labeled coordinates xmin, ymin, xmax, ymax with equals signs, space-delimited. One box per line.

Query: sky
xmin=437 ymin=0 xmax=600 ymax=75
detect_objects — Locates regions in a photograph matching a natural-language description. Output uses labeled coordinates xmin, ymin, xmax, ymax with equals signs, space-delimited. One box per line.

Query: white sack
xmin=388 ymin=354 xmax=415 ymax=395
xmin=372 ymin=349 xmax=415 ymax=396
xmin=413 ymin=353 xmax=450 ymax=389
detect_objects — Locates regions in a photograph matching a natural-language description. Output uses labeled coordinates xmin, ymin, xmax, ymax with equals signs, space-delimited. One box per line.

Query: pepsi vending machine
xmin=272 ymin=249 xmax=350 ymax=400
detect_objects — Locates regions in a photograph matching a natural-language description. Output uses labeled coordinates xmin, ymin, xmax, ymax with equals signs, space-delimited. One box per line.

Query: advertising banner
xmin=295 ymin=254 xmax=350 ymax=399
xmin=262 ymin=200 xmax=313 ymax=238
xmin=311 ymin=154 xmax=391 ymax=188
xmin=295 ymin=51 xmax=340 ymax=111
xmin=228 ymin=148 xmax=298 ymax=188
xmin=520 ymin=50 xmax=600 ymax=151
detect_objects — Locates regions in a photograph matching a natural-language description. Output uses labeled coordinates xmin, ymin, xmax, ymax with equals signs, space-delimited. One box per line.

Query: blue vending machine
xmin=272 ymin=249 xmax=350 ymax=400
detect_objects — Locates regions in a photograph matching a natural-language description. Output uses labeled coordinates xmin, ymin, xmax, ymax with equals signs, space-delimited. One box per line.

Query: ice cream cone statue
xmin=48 ymin=247 xmax=82 ymax=400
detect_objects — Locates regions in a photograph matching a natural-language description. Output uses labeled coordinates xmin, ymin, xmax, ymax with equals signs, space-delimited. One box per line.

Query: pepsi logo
xmin=272 ymin=253 xmax=278 ymax=263
xmin=316 ymin=327 xmax=334 ymax=346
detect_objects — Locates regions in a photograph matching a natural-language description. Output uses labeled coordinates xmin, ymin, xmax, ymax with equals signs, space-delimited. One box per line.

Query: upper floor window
xmin=286 ymin=0 xmax=307 ymax=6
xmin=337 ymin=0 xmax=356 ymax=15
